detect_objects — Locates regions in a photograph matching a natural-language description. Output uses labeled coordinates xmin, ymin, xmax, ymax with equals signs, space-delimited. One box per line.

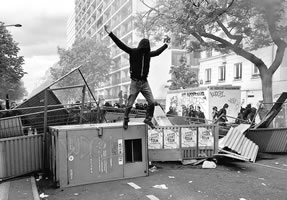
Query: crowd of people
xmin=167 ymin=104 xmax=206 ymax=123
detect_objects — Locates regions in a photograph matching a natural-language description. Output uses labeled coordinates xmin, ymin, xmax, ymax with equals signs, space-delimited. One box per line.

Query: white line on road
xmin=146 ymin=195 xmax=160 ymax=200
xmin=127 ymin=182 xmax=141 ymax=189
xmin=0 ymin=182 xmax=10 ymax=200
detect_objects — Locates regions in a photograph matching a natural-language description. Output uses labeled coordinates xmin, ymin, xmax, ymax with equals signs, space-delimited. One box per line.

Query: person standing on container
xmin=104 ymin=25 xmax=170 ymax=129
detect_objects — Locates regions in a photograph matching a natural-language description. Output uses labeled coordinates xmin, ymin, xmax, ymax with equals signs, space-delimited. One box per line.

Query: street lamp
xmin=2 ymin=24 xmax=22 ymax=28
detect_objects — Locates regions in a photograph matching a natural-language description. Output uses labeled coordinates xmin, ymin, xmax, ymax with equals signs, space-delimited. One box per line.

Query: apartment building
xmin=70 ymin=0 xmax=199 ymax=107
xmin=198 ymin=45 xmax=287 ymax=107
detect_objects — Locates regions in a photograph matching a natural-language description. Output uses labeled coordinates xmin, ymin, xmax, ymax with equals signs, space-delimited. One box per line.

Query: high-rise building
xmin=68 ymin=0 xmax=199 ymax=107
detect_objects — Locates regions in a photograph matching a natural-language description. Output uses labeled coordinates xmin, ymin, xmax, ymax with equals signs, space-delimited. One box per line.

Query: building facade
xmin=198 ymin=45 xmax=287 ymax=108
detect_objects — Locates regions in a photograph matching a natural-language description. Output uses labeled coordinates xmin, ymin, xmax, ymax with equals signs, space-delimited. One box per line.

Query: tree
xmin=136 ymin=0 xmax=287 ymax=105
xmin=0 ymin=22 xmax=26 ymax=100
xmin=50 ymin=37 xmax=112 ymax=102
xmin=168 ymin=56 xmax=199 ymax=90
xmin=0 ymin=80 xmax=28 ymax=101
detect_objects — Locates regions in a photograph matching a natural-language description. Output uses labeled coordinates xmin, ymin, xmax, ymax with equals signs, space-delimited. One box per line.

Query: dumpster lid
xmin=49 ymin=122 xmax=145 ymax=130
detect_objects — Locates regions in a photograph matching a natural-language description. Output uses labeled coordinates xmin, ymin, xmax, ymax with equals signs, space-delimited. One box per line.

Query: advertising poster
xmin=148 ymin=129 xmax=163 ymax=149
xmin=181 ymin=128 xmax=197 ymax=147
xmin=198 ymin=127 xmax=214 ymax=148
xmin=163 ymin=129 xmax=180 ymax=149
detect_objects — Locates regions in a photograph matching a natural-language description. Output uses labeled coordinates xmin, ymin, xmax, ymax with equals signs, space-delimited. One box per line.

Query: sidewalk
xmin=0 ymin=177 xmax=39 ymax=200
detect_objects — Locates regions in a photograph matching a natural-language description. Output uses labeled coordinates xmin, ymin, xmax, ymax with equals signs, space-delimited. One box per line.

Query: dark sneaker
xmin=144 ymin=119 xmax=155 ymax=129
xmin=123 ymin=118 xmax=129 ymax=130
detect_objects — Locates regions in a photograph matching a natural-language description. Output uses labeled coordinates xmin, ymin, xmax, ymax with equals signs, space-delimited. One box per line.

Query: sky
xmin=0 ymin=0 xmax=75 ymax=95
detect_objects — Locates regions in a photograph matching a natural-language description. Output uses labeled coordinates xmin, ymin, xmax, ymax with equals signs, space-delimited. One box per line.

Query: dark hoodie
xmin=109 ymin=32 xmax=168 ymax=81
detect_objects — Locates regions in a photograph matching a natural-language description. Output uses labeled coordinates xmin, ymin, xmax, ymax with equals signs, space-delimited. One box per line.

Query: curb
xmin=31 ymin=177 xmax=40 ymax=200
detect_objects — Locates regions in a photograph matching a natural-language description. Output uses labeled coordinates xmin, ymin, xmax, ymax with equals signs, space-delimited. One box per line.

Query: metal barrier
xmin=148 ymin=124 xmax=219 ymax=161
xmin=0 ymin=134 xmax=43 ymax=180
xmin=0 ymin=116 xmax=24 ymax=139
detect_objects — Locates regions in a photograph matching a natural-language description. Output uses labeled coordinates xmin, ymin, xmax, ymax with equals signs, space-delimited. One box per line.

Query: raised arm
xmin=104 ymin=25 xmax=132 ymax=54
xmin=150 ymin=35 xmax=170 ymax=57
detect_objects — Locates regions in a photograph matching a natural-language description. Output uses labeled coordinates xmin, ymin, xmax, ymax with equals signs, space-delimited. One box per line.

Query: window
xmin=125 ymin=139 xmax=142 ymax=163
xmin=206 ymin=49 xmax=212 ymax=58
xmin=234 ymin=63 xmax=242 ymax=80
xmin=252 ymin=64 xmax=260 ymax=78
xmin=205 ymin=68 xmax=211 ymax=83
xmin=218 ymin=66 xmax=226 ymax=81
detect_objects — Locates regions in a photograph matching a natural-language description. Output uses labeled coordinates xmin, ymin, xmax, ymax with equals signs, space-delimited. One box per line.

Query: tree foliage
xmin=50 ymin=37 xmax=112 ymax=102
xmin=168 ymin=56 xmax=199 ymax=90
xmin=136 ymin=0 xmax=287 ymax=104
xmin=0 ymin=22 xmax=26 ymax=100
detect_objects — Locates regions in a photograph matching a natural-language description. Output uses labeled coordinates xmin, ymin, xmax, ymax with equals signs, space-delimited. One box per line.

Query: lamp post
xmin=2 ymin=24 xmax=22 ymax=28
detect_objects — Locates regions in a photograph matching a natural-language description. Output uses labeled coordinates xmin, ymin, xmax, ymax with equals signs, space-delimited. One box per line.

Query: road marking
xmin=0 ymin=182 xmax=10 ymax=200
xmin=127 ymin=182 xmax=141 ymax=189
xmin=146 ymin=195 xmax=160 ymax=200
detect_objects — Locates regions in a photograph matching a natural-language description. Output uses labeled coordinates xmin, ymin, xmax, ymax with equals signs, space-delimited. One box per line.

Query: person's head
xmin=197 ymin=106 xmax=201 ymax=111
xmin=246 ymin=104 xmax=251 ymax=109
xmin=138 ymin=38 xmax=150 ymax=53
xmin=189 ymin=105 xmax=194 ymax=110
xmin=223 ymin=103 xmax=229 ymax=108
xmin=213 ymin=106 xmax=217 ymax=111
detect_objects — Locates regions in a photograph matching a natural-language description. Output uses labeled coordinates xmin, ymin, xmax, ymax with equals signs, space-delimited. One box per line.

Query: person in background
xmin=166 ymin=106 xmax=177 ymax=117
xmin=217 ymin=103 xmax=229 ymax=124
xmin=104 ymin=25 xmax=170 ymax=129
xmin=211 ymin=106 xmax=218 ymax=122
xmin=197 ymin=106 xmax=205 ymax=123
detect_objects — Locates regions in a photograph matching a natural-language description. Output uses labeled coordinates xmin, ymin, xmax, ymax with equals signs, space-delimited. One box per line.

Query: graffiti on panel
xmin=228 ymin=97 xmax=241 ymax=113
xmin=210 ymin=90 xmax=225 ymax=98
xmin=67 ymin=135 xmax=115 ymax=177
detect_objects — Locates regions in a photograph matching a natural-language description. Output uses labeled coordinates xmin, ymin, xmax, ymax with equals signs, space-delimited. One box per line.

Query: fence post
xmin=80 ymin=85 xmax=86 ymax=124
xmin=43 ymin=88 xmax=48 ymax=173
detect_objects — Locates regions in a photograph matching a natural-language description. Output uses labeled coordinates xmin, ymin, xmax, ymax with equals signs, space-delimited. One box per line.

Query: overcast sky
xmin=1 ymin=0 xmax=74 ymax=95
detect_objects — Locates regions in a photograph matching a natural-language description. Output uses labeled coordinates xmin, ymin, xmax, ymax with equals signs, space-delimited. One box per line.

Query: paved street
xmin=38 ymin=153 xmax=287 ymax=200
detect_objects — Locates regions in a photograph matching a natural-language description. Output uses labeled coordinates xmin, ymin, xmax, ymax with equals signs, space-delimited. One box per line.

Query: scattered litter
xmin=237 ymin=171 xmax=241 ymax=174
xmin=282 ymin=164 xmax=287 ymax=167
xmin=258 ymin=178 xmax=265 ymax=180
xmin=119 ymin=194 xmax=124 ymax=196
xmin=39 ymin=193 xmax=49 ymax=198
xmin=45 ymin=177 xmax=48 ymax=180
xmin=202 ymin=161 xmax=216 ymax=169
xmin=127 ymin=182 xmax=141 ymax=189
xmin=74 ymin=193 xmax=79 ymax=196
xmin=198 ymin=190 xmax=201 ymax=193
xmin=36 ymin=175 xmax=42 ymax=181
xmin=275 ymin=162 xmax=279 ymax=165
xmin=261 ymin=183 xmax=267 ymax=186
xmin=149 ymin=166 xmax=158 ymax=173
xmin=239 ymin=198 xmax=247 ymax=200
xmin=188 ymin=181 xmax=193 ymax=183
xmin=168 ymin=176 xmax=175 ymax=179
xmin=146 ymin=195 xmax=160 ymax=200
xmin=153 ymin=184 xmax=168 ymax=189
xmin=181 ymin=159 xmax=197 ymax=165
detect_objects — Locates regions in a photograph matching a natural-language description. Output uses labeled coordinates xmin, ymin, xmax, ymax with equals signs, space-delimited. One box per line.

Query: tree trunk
xmin=261 ymin=71 xmax=273 ymax=108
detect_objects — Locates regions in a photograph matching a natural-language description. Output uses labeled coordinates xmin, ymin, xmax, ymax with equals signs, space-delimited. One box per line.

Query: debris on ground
xmin=202 ymin=160 xmax=216 ymax=169
xmin=149 ymin=166 xmax=158 ymax=173
xmin=39 ymin=193 xmax=49 ymax=198
xmin=168 ymin=176 xmax=175 ymax=179
xmin=153 ymin=184 xmax=168 ymax=189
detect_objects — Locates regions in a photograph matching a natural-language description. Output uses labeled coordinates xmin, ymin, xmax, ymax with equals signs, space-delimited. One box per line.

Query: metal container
xmin=246 ymin=128 xmax=287 ymax=152
xmin=48 ymin=122 xmax=148 ymax=188
xmin=0 ymin=134 xmax=43 ymax=180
